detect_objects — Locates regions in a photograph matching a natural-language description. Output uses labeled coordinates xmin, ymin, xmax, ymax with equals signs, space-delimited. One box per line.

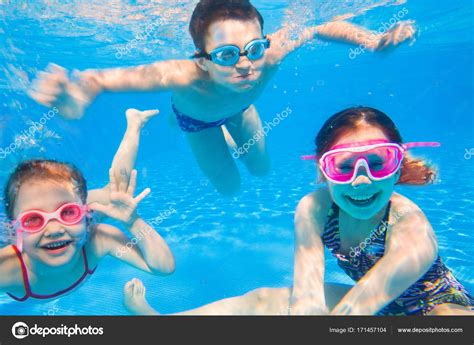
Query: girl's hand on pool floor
xmin=89 ymin=169 xmax=151 ymax=226
xmin=28 ymin=63 xmax=100 ymax=120
xmin=376 ymin=20 xmax=416 ymax=51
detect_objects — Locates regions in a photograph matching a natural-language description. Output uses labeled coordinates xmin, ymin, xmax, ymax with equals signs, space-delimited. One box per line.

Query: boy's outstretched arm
xmin=314 ymin=20 xmax=415 ymax=50
xmin=29 ymin=60 xmax=199 ymax=119
xmin=267 ymin=19 xmax=415 ymax=63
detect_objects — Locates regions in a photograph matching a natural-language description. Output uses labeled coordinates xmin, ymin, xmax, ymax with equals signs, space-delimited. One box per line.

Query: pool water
xmin=0 ymin=0 xmax=472 ymax=315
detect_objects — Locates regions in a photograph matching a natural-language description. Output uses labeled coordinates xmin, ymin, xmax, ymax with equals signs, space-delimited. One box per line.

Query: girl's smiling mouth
xmin=346 ymin=192 xmax=380 ymax=207
xmin=40 ymin=240 xmax=73 ymax=255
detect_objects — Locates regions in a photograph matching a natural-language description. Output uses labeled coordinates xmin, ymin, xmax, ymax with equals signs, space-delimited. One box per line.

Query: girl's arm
xmin=267 ymin=20 xmax=415 ymax=63
xmin=28 ymin=60 xmax=199 ymax=120
xmin=90 ymin=169 xmax=175 ymax=275
xmin=290 ymin=191 xmax=330 ymax=315
xmin=92 ymin=219 xmax=175 ymax=275
xmin=330 ymin=205 xmax=438 ymax=315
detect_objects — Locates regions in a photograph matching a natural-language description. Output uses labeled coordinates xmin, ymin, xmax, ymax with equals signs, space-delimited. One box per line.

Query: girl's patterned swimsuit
xmin=322 ymin=202 xmax=474 ymax=315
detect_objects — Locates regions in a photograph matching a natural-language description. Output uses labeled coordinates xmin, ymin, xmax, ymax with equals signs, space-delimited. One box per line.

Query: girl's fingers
xmin=109 ymin=169 xmax=118 ymax=193
xmin=127 ymin=169 xmax=138 ymax=196
xmin=134 ymin=187 xmax=151 ymax=204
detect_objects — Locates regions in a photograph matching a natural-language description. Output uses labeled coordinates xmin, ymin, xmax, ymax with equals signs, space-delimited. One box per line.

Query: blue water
xmin=0 ymin=0 xmax=472 ymax=315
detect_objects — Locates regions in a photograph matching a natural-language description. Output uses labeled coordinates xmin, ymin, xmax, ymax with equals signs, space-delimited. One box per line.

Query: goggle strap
xmin=190 ymin=52 xmax=210 ymax=59
xmin=403 ymin=141 xmax=441 ymax=149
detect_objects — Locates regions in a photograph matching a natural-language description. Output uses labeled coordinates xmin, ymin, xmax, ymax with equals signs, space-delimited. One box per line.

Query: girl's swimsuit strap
xmin=82 ymin=245 xmax=96 ymax=274
xmin=6 ymin=245 xmax=97 ymax=302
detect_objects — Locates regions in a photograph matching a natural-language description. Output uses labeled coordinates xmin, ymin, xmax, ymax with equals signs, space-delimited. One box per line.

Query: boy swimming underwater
xmin=29 ymin=0 xmax=415 ymax=196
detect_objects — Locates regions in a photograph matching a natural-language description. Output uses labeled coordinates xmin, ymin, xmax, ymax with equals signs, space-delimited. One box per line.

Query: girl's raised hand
xmin=90 ymin=169 xmax=150 ymax=225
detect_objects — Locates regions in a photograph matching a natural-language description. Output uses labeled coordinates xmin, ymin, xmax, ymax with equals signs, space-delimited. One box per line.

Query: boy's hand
xmin=89 ymin=169 xmax=150 ymax=226
xmin=28 ymin=63 xmax=100 ymax=120
xmin=375 ymin=20 xmax=416 ymax=51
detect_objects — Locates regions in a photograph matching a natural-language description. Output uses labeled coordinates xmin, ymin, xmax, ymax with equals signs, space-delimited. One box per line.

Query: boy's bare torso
xmin=171 ymin=60 xmax=279 ymax=122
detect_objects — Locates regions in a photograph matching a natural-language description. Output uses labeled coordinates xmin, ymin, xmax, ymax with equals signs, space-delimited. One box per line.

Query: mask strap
xmin=403 ymin=141 xmax=441 ymax=149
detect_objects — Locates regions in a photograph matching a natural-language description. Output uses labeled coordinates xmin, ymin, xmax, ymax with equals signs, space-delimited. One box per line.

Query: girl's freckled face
xmin=325 ymin=125 xmax=399 ymax=220
xmin=13 ymin=179 xmax=88 ymax=267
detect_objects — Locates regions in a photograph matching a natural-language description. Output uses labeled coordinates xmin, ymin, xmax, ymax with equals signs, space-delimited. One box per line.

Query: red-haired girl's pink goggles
xmin=301 ymin=141 xmax=440 ymax=184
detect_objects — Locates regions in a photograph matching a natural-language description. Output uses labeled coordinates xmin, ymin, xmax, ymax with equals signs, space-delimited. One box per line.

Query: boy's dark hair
xmin=189 ymin=0 xmax=264 ymax=51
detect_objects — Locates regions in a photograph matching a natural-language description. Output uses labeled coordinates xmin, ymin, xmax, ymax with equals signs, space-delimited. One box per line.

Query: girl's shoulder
xmin=85 ymin=223 xmax=110 ymax=261
xmin=297 ymin=187 xmax=332 ymax=212
xmin=389 ymin=192 xmax=426 ymax=221
xmin=387 ymin=193 xmax=435 ymax=242
xmin=0 ymin=245 xmax=20 ymax=269
xmin=295 ymin=187 xmax=333 ymax=234
xmin=385 ymin=193 xmax=438 ymax=260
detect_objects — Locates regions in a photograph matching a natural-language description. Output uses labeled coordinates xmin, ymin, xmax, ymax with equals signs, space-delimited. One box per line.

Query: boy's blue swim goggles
xmin=192 ymin=37 xmax=271 ymax=66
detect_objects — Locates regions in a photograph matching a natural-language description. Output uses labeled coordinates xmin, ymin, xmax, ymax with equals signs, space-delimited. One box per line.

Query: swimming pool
xmin=0 ymin=0 xmax=472 ymax=315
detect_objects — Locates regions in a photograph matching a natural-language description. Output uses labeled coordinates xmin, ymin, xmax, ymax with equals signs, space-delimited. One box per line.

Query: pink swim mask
xmin=301 ymin=141 xmax=440 ymax=184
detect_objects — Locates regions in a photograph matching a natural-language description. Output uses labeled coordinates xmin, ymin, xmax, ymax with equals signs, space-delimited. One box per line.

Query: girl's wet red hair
xmin=314 ymin=107 xmax=437 ymax=185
